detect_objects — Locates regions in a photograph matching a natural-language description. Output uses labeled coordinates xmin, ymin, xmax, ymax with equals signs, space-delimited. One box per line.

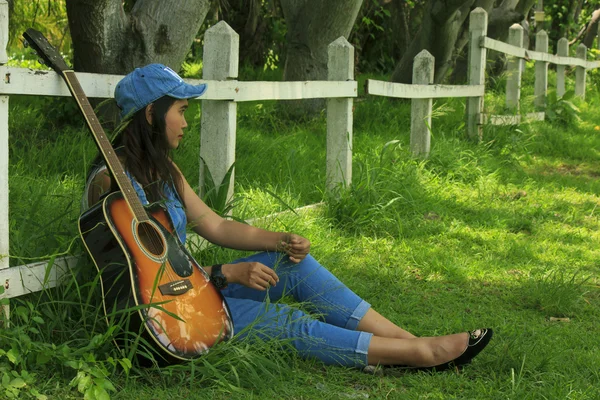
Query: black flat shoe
xmin=392 ymin=328 xmax=493 ymax=373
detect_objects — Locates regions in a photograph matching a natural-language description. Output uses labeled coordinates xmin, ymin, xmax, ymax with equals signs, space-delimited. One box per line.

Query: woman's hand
xmin=222 ymin=262 xmax=279 ymax=291
xmin=278 ymin=233 xmax=311 ymax=263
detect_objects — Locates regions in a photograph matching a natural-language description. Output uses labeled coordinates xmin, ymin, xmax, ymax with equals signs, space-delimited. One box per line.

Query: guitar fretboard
xmin=63 ymin=71 xmax=149 ymax=223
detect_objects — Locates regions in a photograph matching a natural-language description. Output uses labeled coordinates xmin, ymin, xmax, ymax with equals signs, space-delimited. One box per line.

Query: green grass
xmin=3 ymin=69 xmax=600 ymax=399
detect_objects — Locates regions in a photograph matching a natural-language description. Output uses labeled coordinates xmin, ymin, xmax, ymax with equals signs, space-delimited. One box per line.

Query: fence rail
xmin=0 ymin=66 xmax=357 ymax=101
xmin=481 ymin=112 xmax=546 ymax=126
xmin=481 ymin=36 xmax=600 ymax=69
xmin=366 ymin=80 xmax=484 ymax=99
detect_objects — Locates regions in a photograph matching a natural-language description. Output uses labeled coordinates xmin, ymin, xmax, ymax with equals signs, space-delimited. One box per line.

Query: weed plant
xmin=3 ymin=67 xmax=600 ymax=399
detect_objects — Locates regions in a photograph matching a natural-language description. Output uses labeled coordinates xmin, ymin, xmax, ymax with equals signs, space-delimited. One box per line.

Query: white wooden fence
xmin=366 ymin=7 xmax=600 ymax=157
xmin=0 ymin=1 xmax=356 ymax=321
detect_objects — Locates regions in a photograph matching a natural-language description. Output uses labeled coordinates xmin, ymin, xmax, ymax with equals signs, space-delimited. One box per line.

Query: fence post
xmin=466 ymin=8 xmax=488 ymax=141
xmin=575 ymin=43 xmax=587 ymax=99
xmin=326 ymin=37 xmax=354 ymax=192
xmin=506 ymin=24 xmax=524 ymax=112
xmin=534 ymin=30 xmax=548 ymax=109
xmin=411 ymin=50 xmax=434 ymax=158
xmin=200 ymin=22 xmax=239 ymax=202
xmin=556 ymin=38 xmax=569 ymax=98
xmin=0 ymin=0 xmax=9 ymax=325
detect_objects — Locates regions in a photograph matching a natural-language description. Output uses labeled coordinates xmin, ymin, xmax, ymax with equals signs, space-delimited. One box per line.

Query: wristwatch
xmin=210 ymin=264 xmax=228 ymax=289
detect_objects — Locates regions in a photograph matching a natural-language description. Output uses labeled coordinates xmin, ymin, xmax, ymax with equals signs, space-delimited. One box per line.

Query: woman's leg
xmin=224 ymin=296 xmax=373 ymax=367
xmin=224 ymin=295 xmax=479 ymax=368
xmin=367 ymin=333 xmax=469 ymax=366
xmin=222 ymin=252 xmax=488 ymax=367
xmin=223 ymin=252 xmax=416 ymax=339
xmin=357 ymin=309 xmax=416 ymax=339
xmin=223 ymin=252 xmax=368 ymax=329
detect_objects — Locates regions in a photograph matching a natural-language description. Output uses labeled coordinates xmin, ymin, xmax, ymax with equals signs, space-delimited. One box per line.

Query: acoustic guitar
xmin=22 ymin=28 xmax=234 ymax=362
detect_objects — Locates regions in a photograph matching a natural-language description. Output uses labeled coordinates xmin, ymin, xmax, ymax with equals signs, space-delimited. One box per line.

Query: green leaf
xmin=65 ymin=360 xmax=79 ymax=370
xmin=562 ymin=89 xmax=575 ymax=101
xmin=118 ymin=358 xmax=132 ymax=372
xmin=69 ymin=370 xmax=86 ymax=388
xmin=31 ymin=388 xmax=48 ymax=400
xmin=84 ymin=386 xmax=95 ymax=400
xmin=94 ymin=386 xmax=111 ymax=400
xmin=78 ymin=374 xmax=92 ymax=393
xmin=101 ymin=378 xmax=116 ymax=392
xmin=6 ymin=349 xmax=19 ymax=364
xmin=15 ymin=306 xmax=29 ymax=323
xmin=32 ymin=316 xmax=44 ymax=324
xmin=27 ymin=326 xmax=40 ymax=334
xmin=36 ymin=351 xmax=51 ymax=366
xmin=9 ymin=377 xmax=26 ymax=388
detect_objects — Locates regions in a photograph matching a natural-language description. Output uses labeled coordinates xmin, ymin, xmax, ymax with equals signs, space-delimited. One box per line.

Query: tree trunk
xmin=390 ymin=0 xmax=476 ymax=84
xmin=280 ymin=0 xmax=364 ymax=116
xmin=65 ymin=0 xmax=211 ymax=128
xmin=65 ymin=0 xmax=211 ymax=74
xmin=392 ymin=0 xmax=535 ymax=84
xmin=394 ymin=1 xmax=411 ymax=54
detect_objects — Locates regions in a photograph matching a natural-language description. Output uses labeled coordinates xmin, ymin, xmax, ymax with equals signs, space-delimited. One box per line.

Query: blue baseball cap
xmin=115 ymin=63 xmax=207 ymax=119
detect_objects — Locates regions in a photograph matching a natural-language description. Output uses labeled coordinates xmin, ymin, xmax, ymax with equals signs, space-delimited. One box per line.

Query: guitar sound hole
xmin=137 ymin=222 xmax=165 ymax=256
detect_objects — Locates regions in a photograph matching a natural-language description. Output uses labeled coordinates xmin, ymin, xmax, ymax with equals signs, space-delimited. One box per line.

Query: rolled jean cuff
xmin=355 ymin=331 xmax=373 ymax=368
xmin=345 ymin=300 xmax=371 ymax=330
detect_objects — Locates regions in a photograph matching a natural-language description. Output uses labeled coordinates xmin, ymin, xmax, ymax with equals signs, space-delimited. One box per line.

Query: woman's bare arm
xmin=87 ymin=168 xmax=112 ymax=206
xmin=176 ymin=167 xmax=285 ymax=252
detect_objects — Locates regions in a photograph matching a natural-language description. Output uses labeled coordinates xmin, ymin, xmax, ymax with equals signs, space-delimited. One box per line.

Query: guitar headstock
xmin=22 ymin=28 xmax=71 ymax=74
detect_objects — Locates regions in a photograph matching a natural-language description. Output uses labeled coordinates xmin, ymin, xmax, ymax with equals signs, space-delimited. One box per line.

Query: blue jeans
xmin=221 ymin=252 xmax=373 ymax=367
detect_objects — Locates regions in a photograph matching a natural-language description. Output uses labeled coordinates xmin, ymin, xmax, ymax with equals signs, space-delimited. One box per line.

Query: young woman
xmin=82 ymin=64 xmax=493 ymax=371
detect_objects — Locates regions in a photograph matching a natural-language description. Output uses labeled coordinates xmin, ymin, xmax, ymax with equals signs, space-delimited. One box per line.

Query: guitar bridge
xmin=158 ymin=279 xmax=193 ymax=296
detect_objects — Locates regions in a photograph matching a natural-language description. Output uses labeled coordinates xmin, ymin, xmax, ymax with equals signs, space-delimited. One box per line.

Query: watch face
xmin=212 ymin=275 xmax=227 ymax=289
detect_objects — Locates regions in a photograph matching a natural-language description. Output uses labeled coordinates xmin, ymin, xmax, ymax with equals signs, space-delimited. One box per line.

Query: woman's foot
xmin=405 ymin=328 xmax=493 ymax=372
xmin=366 ymin=328 xmax=493 ymax=370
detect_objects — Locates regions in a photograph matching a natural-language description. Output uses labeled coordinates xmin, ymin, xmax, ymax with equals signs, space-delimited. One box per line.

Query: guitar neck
xmin=62 ymin=71 xmax=149 ymax=223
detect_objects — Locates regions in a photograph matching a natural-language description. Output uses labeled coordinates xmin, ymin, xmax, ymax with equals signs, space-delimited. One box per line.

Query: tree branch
xmin=569 ymin=9 xmax=600 ymax=47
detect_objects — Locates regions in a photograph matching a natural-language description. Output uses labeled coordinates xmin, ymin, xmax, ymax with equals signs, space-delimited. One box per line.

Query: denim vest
xmin=127 ymin=172 xmax=188 ymax=243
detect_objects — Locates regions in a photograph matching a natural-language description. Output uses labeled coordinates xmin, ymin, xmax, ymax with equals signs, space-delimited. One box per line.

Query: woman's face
xmin=164 ymin=99 xmax=189 ymax=149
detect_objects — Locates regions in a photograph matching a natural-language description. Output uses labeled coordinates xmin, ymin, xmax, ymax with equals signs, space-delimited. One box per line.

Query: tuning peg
xmin=22 ymin=39 xmax=29 ymax=48
xmin=38 ymin=59 xmax=45 ymax=65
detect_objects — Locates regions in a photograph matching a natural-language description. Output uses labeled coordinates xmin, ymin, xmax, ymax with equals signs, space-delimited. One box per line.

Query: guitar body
xmin=79 ymin=191 xmax=234 ymax=361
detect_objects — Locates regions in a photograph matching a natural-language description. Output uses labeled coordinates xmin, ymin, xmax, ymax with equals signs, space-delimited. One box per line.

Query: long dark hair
xmin=89 ymin=95 xmax=183 ymax=202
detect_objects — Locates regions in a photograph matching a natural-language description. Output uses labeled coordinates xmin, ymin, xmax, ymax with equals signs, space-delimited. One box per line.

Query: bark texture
xmin=66 ymin=0 xmax=211 ymax=74
xmin=391 ymin=0 xmax=535 ymax=84
xmin=280 ymin=0 xmax=364 ymax=115
xmin=391 ymin=0 xmax=476 ymax=84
